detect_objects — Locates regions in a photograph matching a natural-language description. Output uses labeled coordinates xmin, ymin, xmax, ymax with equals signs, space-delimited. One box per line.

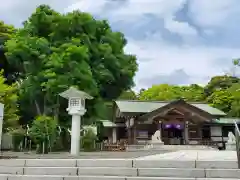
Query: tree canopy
xmin=204 ymin=75 xmax=240 ymax=97
xmin=139 ymin=84 xmax=205 ymax=102
xmin=137 ymin=76 xmax=240 ymax=118
xmin=118 ymin=90 xmax=137 ymax=100
xmin=0 ymin=21 xmax=18 ymax=84
xmin=4 ymin=5 xmax=138 ymax=124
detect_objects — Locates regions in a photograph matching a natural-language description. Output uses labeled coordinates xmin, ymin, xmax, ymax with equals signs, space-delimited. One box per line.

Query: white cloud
xmin=65 ymin=0 xmax=195 ymax=36
xmin=110 ymin=0 xmax=197 ymax=37
xmin=0 ymin=0 xmax=78 ymax=26
xmin=111 ymin=0 xmax=186 ymax=20
xmin=188 ymin=0 xmax=240 ymax=28
xmin=164 ymin=18 xmax=197 ymax=36
xmin=125 ymin=37 xmax=240 ymax=87
xmin=64 ymin=0 xmax=107 ymax=14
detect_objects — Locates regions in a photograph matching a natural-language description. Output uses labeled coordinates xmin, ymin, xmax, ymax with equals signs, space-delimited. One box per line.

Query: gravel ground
xmin=0 ymin=150 xmax=172 ymax=159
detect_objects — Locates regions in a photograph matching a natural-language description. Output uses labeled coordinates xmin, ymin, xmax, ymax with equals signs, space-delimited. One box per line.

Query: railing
xmin=234 ymin=121 xmax=240 ymax=168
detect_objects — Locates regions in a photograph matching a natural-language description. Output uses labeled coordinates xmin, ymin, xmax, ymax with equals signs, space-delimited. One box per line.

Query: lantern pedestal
xmin=0 ymin=103 xmax=4 ymax=151
xmin=70 ymin=114 xmax=81 ymax=155
xmin=68 ymin=108 xmax=86 ymax=156
xmin=0 ymin=117 xmax=3 ymax=150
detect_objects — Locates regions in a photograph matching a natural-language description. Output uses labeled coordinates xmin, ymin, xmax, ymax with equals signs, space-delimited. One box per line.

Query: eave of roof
xmin=115 ymin=100 xmax=226 ymax=116
xmin=213 ymin=118 xmax=240 ymax=124
xmin=99 ymin=119 xmax=117 ymax=127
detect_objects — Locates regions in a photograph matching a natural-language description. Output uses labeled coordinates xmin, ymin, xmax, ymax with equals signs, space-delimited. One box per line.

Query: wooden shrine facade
xmin=112 ymin=99 xmax=237 ymax=146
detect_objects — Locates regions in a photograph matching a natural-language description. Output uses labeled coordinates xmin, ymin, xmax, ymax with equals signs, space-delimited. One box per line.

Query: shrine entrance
xmin=162 ymin=123 xmax=184 ymax=145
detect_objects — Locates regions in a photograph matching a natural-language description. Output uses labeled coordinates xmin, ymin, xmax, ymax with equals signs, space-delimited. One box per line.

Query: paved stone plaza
xmin=1 ymin=149 xmax=237 ymax=161
xmin=1 ymin=150 xmax=171 ymax=159
xmin=137 ymin=150 xmax=237 ymax=160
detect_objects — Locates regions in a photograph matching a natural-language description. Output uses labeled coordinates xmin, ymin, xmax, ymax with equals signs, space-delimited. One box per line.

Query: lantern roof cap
xmin=59 ymin=87 xmax=93 ymax=100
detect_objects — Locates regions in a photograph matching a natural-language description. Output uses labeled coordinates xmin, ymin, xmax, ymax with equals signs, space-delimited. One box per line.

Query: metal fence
xmin=234 ymin=121 xmax=240 ymax=168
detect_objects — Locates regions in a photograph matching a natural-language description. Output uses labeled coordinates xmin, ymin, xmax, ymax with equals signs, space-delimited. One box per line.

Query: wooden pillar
xmin=133 ymin=123 xmax=137 ymax=144
xmin=198 ymin=124 xmax=203 ymax=141
xmin=126 ymin=117 xmax=135 ymax=144
xmin=159 ymin=120 xmax=162 ymax=140
xmin=127 ymin=121 xmax=131 ymax=144
xmin=184 ymin=121 xmax=189 ymax=144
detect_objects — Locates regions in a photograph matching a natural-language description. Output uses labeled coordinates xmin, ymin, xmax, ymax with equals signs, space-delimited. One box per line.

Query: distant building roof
xmin=115 ymin=100 xmax=226 ymax=116
xmin=99 ymin=120 xmax=117 ymax=127
xmin=213 ymin=118 xmax=240 ymax=124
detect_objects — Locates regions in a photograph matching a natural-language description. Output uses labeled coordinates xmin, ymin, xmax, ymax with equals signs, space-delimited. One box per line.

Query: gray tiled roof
xmin=213 ymin=118 xmax=240 ymax=124
xmin=115 ymin=100 xmax=226 ymax=116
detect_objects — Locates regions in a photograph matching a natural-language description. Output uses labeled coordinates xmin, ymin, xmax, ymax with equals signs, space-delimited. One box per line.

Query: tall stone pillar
xmin=184 ymin=121 xmax=189 ymax=144
xmin=70 ymin=114 xmax=81 ymax=155
xmin=112 ymin=128 xmax=117 ymax=144
xmin=0 ymin=103 xmax=4 ymax=151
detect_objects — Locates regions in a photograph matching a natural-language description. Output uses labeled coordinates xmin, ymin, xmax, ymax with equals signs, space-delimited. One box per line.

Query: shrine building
xmin=108 ymin=99 xmax=240 ymax=146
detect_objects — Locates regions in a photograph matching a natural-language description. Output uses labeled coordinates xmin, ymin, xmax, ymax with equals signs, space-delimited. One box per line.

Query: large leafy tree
xmin=5 ymin=5 xmax=138 ymax=124
xmin=139 ymin=84 xmax=204 ymax=102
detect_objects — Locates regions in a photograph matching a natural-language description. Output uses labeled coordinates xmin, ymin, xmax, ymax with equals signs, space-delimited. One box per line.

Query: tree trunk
xmin=34 ymin=100 xmax=41 ymax=115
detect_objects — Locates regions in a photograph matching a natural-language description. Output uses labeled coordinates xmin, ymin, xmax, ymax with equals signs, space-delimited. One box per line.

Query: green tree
xmin=81 ymin=128 xmax=97 ymax=151
xmin=181 ymin=84 xmax=205 ymax=101
xmin=206 ymin=84 xmax=240 ymax=117
xmin=204 ymin=74 xmax=240 ymax=116
xmin=0 ymin=21 xmax=18 ymax=84
xmin=206 ymin=89 xmax=234 ymax=113
xmin=204 ymin=75 xmax=240 ymax=97
xmin=139 ymin=84 xmax=204 ymax=101
xmin=29 ymin=115 xmax=57 ymax=153
xmin=139 ymin=84 xmax=179 ymax=100
xmin=233 ymin=58 xmax=240 ymax=66
xmin=118 ymin=90 xmax=137 ymax=100
xmin=0 ymin=70 xmax=19 ymax=132
xmin=5 ymin=5 xmax=138 ymax=123
xmin=228 ymin=83 xmax=240 ymax=117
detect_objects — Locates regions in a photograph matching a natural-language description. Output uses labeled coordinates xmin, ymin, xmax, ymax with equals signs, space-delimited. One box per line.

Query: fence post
xmin=234 ymin=122 xmax=240 ymax=169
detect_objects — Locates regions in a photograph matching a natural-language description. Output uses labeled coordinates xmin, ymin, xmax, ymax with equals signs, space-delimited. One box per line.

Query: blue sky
xmin=1 ymin=0 xmax=240 ymax=91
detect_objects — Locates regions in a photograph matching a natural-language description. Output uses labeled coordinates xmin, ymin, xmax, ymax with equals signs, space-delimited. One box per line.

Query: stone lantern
xmin=59 ymin=87 xmax=93 ymax=155
xmin=0 ymin=103 xmax=4 ymax=150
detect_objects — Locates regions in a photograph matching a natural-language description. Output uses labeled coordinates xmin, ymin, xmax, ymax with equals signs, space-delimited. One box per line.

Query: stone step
xmin=1 ymin=167 xmax=240 ymax=178
xmin=0 ymin=175 xmax=240 ymax=180
xmin=0 ymin=159 xmax=238 ymax=169
xmin=133 ymin=160 xmax=238 ymax=169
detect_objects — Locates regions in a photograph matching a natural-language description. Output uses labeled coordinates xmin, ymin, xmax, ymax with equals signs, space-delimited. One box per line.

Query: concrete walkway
xmin=1 ymin=150 xmax=171 ymax=159
xmin=136 ymin=150 xmax=237 ymax=160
